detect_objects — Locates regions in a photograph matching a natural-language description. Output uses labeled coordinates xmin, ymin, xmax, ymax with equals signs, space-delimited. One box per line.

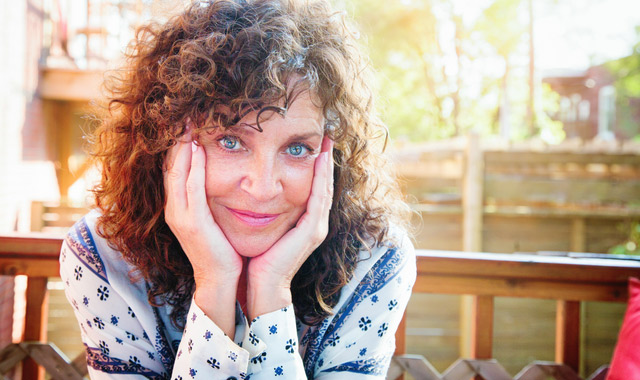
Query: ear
xmin=606 ymin=277 xmax=640 ymax=380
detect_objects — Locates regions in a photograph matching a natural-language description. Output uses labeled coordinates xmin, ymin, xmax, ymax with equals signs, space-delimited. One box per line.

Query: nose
xmin=239 ymin=154 xmax=284 ymax=201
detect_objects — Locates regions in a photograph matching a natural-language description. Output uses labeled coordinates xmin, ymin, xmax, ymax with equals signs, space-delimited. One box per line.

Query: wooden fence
xmin=1 ymin=234 xmax=639 ymax=380
xmin=387 ymin=135 xmax=640 ymax=374
xmin=392 ymin=134 xmax=640 ymax=254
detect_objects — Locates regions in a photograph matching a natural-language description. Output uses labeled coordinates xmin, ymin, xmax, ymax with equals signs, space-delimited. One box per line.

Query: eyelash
xmin=215 ymin=135 xmax=316 ymax=159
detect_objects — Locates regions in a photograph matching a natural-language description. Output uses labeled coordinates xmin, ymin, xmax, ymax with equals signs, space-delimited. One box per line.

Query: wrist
xmin=247 ymin=281 xmax=292 ymax=321
xmin=194 ymin=267 xmax=241 ymax=289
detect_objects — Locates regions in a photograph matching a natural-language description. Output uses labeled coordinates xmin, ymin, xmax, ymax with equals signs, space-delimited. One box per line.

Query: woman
xmin=61 ymin=0 xmax=416 ymax=378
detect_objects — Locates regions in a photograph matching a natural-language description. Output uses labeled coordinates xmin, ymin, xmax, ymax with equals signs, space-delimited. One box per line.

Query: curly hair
xmin=90 ymin=0 xmax=410 ymax=327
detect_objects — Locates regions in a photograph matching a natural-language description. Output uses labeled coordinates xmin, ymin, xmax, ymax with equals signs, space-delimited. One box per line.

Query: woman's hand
xmin=246 ymin=136 xmax=334 ymax=320
xmin=164 ymin=130 xmax=243 ymax=337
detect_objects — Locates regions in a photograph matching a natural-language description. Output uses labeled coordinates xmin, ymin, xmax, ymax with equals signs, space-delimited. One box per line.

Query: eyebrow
xmin=284 ymin=131 xmax=324 ymax=141
xmin=228 ymin=124 xmax=324 ymax=141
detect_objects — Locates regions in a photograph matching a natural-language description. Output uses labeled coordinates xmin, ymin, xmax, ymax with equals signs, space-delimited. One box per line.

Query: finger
xmin=320 ymin=134 xmax=333 ymax=154
xmin=165 ymin=119 xmax=194 ymax=173
xmin=325 ymin=138 xmax=334 ymax=198
xmin=308 ymin=136 xmax=334 ymax=213
xmin=186 ymin=141 xmax=208 ymax=217
xmin=163 ymin=141 xmax=179 ymax=211
xmin=164 ymin=134 xmax=193 ymax=211
xmin=301 ymin=150 xmax=331 ymax=225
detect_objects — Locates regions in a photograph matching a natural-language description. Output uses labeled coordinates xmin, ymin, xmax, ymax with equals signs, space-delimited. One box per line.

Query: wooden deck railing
xmin=1 ymin=234 xmax=640 ymax=379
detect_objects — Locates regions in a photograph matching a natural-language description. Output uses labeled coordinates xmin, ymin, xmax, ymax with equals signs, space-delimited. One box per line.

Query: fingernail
xmin=192 ymin=141 xmax=198 ymax=152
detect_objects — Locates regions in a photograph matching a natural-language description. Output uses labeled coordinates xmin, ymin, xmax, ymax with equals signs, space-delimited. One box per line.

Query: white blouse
xmin=60 ymin=210 xmax=416 ymax=379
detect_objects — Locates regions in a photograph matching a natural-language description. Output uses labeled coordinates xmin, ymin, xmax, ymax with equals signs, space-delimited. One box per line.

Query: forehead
xmin=236 ymin=89 xmax=325 ymax=133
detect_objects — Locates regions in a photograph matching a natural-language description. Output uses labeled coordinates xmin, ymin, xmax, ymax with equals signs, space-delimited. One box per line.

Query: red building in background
xmin=543 ymin=61 xmax=640 ymax=141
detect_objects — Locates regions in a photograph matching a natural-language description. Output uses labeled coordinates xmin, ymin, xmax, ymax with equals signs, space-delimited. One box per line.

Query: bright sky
xmin=448 ymin=0 xmax=640 ymax=72
xmin=535 ymin=0 xmax=640 ymax=71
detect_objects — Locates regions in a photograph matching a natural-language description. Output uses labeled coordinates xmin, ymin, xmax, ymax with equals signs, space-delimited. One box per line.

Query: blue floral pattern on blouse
xmin=60 ymin=210 xmax=416 ymax=379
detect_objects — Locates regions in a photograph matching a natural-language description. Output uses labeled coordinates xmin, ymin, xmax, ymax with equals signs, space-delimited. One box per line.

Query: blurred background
xmin=1 ymin=0 xmax=639 ymax=378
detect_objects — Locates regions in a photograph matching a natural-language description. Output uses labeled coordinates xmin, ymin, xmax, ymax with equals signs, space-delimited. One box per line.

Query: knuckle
xmin=167 ymin=169 xmax=183 ymax=181
xmin=185 ymin=181 xmax=199 ymax=194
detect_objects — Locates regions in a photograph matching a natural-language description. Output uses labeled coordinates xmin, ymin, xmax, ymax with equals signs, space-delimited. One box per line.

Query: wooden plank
xmin=484 ymin=151 xmax=640 ymax=166
xmin=0 ymin=344 xmax=28 ymax=374
xmin=0 ymin=235 xmax=64 ymax=256
xmin=388 ymin=355 xmax=441 ymax=380
xmin=23 ymin=343 xmax=84 ymax=380
xmin=414 ymin=203 xmax=640 ymax=218
xmin=415 ymin=250 xmax=640 ymax=285
xmin=516 ymin=362 xmax=581 ymax=380
xmin=463 ymin=132 xmax=484 ymax=253
xmin=0 ymin=235 xmax=63 ymax=277
xmin=470 ymin=296 xmax=493 ymax=360
xmin=22 ymin=278 xmax=49 ymax=380
xmin=30 ymin=202 xmax=45 ymax=232
xmin=461 ymin=133 xmax=484 ymax=364
xmin=570 ymin=218 xmax=586 ymax=252
xmin=555 ymin=300 xmax=581 ymax=373
xmin=395 ymin=313 xmax=406 ymax=356
xmin=484 ymin=175 xmax=640 ymax=205
xmin=484 ymin=205 xmax=640 ymax=218
xmin=70 ymin=353 xmax=88 ymax=377
xmin=39 ymin=68 xmax=103 ymax=101
xmin=393 ymin=313 xmax=407 ymax=380
xmin=414 ymin=273 xmax=630 ymax=302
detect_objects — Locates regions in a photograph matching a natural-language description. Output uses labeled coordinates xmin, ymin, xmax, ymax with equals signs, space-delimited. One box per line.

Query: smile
xmin=226 ymin=207 xmax=280 ymax=227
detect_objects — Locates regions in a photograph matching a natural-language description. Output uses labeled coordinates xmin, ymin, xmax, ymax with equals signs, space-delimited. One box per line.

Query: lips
xmin=226 ymin=207 xmax=280 ymax=227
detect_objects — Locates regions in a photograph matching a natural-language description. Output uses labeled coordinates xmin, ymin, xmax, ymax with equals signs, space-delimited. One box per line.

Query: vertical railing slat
xmin=394 ymin=313 xmax=407 ymax=380
xmin=555 ymin=300 xmax=581 ymax=374
xmin=22 ymin=277 xmax=49 ymax=380
xmin=471 ymin=295 xmax=494 ymax=380
xmin=471 ymin=295 xmax=494 ymax=359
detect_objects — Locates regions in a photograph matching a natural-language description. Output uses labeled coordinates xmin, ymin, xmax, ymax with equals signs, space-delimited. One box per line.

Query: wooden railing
xmin=0 ymin=234 xmax=67 ymax=380
xmin=1 ymin=234 xmax=640 ymax=380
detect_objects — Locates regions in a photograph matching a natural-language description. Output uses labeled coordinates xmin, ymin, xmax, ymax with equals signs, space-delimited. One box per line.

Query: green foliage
xmin=538 ymin=83 xmax=565 ymax=144
xmin=603 ymin=31 xmax=640 ymax=139
xmin=609 ymin=221 xmax=640 ymax=256
xmin=336 ymin=0 xmax=639 ymax=142
xmin=336 ymin=0 xmax=564 ymax=141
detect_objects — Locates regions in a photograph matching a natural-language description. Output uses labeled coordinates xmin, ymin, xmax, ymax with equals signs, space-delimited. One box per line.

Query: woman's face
xmin=200 ymin=91 xmax=325 ymax=257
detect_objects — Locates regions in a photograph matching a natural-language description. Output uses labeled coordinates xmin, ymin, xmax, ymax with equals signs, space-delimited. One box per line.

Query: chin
xmin=230 ymin=238 xmax=275 ymax=258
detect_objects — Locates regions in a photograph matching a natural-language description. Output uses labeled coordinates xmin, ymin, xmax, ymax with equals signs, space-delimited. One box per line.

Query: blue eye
xmin=219 ymin=136 xmax=240 ymax=150
xmin=287 ymin=143 xmax=308 ymax=156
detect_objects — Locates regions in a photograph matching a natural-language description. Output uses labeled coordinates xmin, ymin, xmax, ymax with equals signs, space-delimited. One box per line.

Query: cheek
xmin=282 ymin=164 xmax=315 ymax=209
xmin=204 ymin=155 xmax=234 ymax=197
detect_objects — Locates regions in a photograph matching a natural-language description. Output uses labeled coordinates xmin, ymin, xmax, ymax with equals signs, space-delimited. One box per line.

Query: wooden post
xmin=570 ymin=218 xmax=586 ymax=253
xmin=555 ymin=300 xmax=581 ymax=373
xmin=461 ymin=132 xmax=486 ymax=359
xmin=568 ymin=218 xmax=585 ymax=375
xmin=394 ymin=313 xmax=406 ymax=356
xmin=394 ymin=313 xmax=407 ymax=380
xmin=463 ymin=132 xmax=484 ymax=255
xmin=43 ymin=100 xmax=75 ymax=198
xmin=22 ymin=277 xmax=49 ymax=380
xmin=470 ymin=295 xmax=494 ymax=359
xmin=30 ymin=202 xmax=45 ymax=232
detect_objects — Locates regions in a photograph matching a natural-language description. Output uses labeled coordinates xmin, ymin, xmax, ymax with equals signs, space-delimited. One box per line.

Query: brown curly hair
xmin=90 ymin=0 xmax=410 ymax=327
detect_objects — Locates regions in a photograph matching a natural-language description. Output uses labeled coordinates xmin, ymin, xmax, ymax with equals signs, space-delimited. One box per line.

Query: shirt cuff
xmin=244 ymin=305 xmax=305 ymax=377
xmin=175 ymin=298 xmax=250 ymax=378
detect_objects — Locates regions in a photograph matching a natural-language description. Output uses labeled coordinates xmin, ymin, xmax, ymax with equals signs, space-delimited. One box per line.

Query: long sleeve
xmin=301 ymin=234 xmax=416 ymax=379
xmin=60 ymin=214 xmax=415 ymax=379
xmin=60 ymin=216 xmax=252 ymax=379
xmin=241 ymin=306 xmax=305 ymax=378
